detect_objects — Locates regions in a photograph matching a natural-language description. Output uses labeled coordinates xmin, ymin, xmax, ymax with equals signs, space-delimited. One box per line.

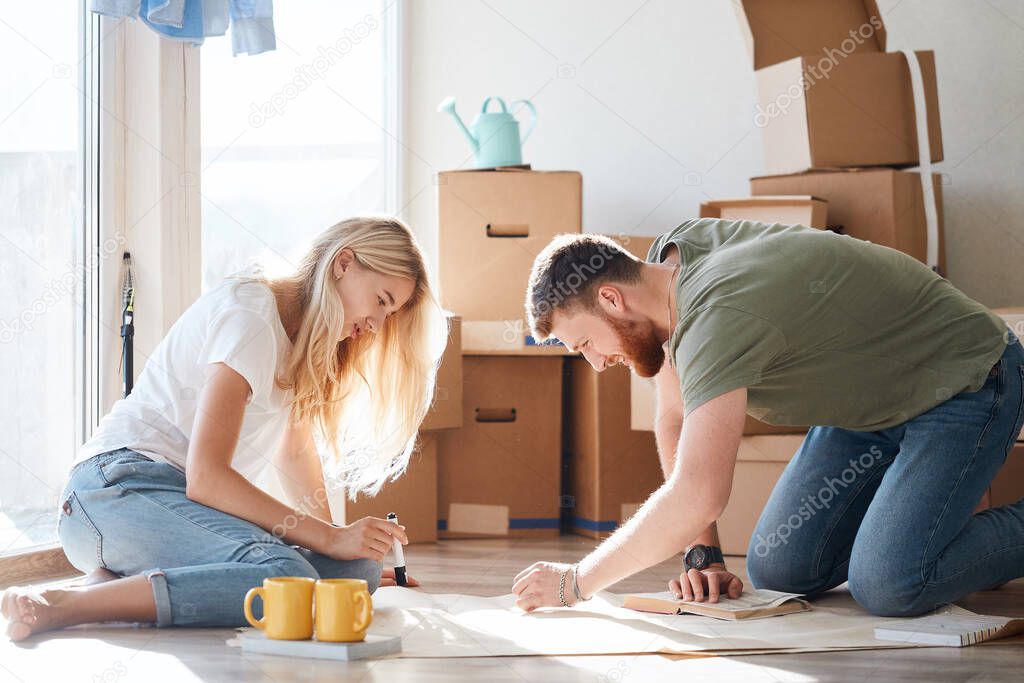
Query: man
xmin=511 ymin=218 xmax=1024 ymax=616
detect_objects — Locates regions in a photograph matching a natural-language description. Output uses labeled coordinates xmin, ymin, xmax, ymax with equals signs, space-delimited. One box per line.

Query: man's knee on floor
xmin=745 ymin=542 xmax=832 ymax=595
xmin=848 ymin=550 xmax=930 ymax=617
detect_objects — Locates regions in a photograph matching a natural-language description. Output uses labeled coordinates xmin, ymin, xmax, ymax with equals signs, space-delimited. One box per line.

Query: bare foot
xmin=1 ymin=587 xmax=72 ymax=642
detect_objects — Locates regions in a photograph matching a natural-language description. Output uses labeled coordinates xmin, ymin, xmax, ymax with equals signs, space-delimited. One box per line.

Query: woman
xmin=2 ymin=217 xmax=447 ymax=641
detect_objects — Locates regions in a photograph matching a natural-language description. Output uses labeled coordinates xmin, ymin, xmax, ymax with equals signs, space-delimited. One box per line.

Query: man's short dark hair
xmin=525 ymin=233 xmax=644 ymax=341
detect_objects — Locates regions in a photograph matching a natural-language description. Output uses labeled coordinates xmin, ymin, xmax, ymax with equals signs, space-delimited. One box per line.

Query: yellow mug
xmin=315 ymin=578 xmax=373 ymax=642
xmin=243 ymin=576 xmax=315 ymax=640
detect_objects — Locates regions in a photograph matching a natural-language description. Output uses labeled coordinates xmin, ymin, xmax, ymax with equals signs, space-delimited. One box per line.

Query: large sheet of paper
xmin=350 ymin=587 xmax=986 ymax=658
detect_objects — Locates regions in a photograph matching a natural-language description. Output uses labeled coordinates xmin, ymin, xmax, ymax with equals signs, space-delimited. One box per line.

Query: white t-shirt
xmin=73 ymin=271 xmax=295 ymax=481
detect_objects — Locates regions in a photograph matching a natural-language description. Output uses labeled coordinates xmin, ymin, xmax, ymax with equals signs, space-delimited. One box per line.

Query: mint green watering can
xmin=437 ymin=96 xmax=537 ymax=168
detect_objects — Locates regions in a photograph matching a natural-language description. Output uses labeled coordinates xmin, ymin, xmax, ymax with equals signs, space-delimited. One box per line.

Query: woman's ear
xmin=333 ymin=248 xmax=354 ymax=280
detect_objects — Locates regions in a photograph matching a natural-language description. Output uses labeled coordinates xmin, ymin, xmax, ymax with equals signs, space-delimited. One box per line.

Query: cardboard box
xmin=340 ymin=433 xmax=438 ymax=543
xmin=420 ymin=315 xmax=463 ymax=431
xmin=994 ymin=307 xmax=1024 ymax=346
xmin=699 ymin=196 xmax=828 ymax=229
xmin=718 ymin=435 xmax=806 ymax=555
xmin=565 ymin=359 xmax=663 ymax=538
xmin=436 ymin=356 xmax=563 ymax=537
xmin=461 ymin=320 xmax=573 ymax=356
xmin=735 ymin=0 xmax=888 ymax=72
xmin=457 ymin=233 xmax=658 ymax=356
xmin=437 ymin=169 xmax=582 ymax=322
xmin=630 ymin=370 xmax=807 ymax=436
xmin=990 ymin=443 xmax=1024 ymax=508
xmin=735 ymin=1 xmax=942 ymax=174
xmin=993 ymin=308 xmax=1024 ymax=442
xmin=750 ymin=168 xmax=946 ymax=273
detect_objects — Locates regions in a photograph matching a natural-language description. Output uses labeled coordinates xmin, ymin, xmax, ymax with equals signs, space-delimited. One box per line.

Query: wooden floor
xmin=3 ymin=535 xmax=1023 ymax=682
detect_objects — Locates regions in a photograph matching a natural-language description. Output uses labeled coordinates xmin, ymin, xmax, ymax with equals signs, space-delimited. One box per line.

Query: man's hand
xmin=670 ymin=564 xmax=743 ymax=602
xmin=512 ymin=561 xmax=576 ymax=612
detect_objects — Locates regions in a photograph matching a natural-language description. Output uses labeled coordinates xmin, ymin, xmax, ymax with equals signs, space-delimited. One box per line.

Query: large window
xmin=0 ymin=4 xmax=99 ymax=553
xmin=201 ymin=0 xmax=397 ymax=291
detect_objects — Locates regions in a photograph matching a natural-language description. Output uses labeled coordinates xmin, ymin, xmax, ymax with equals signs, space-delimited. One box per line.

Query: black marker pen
xmin=386 ymin=512 xmax=408 ymax=586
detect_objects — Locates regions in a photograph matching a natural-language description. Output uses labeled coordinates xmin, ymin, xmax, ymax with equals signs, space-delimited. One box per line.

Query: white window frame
xmin=1 ymin=4 xmax=104 ymax=573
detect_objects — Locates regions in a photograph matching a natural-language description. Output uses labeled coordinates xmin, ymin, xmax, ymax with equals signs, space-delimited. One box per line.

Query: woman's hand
xmin=512 ymin=561 xmax=577 ymax=612
xmin=669 ymin=564 xmax=743 ymax=602
xmin=324 ymin=517 xmax=408 ymax=562
xmin=380 ymin=568 xmax=420 ymax=588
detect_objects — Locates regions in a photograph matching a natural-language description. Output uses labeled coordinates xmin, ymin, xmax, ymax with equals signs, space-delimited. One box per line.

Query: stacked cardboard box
xmin=698 ymin=196 xmax=827 ymax=228
xmin=736 ymin=0 xmax=942 ymax=174
xmin=986 ymin=308 xmax=1024 ymax=510
xmin=438 ymin=168 xmax=583 ymax=353
xmin=737 ymin=0 xmax=946 ymax=273
xmin=750 ymin=168 xmax=946 ymax=273
xmin=435 ymin=168 xmax=582 ymax=538
xmin=437 ymin=356 xmax=563 ymax=537
xmin=991 ymin=443 xmax=1023 ymax=510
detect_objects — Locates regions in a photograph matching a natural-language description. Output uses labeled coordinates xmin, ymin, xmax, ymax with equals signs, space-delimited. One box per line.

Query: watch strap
xmin=684 ymin=544 xmax=725 ymax=570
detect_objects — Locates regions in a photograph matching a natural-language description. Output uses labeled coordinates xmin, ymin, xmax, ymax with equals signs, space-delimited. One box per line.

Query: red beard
xmin=602 ymin=313 xmax=665 ymax=378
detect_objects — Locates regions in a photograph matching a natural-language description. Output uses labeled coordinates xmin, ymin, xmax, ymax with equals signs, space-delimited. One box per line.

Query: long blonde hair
xmin=229 ymin=217 xmax=447 ymax=498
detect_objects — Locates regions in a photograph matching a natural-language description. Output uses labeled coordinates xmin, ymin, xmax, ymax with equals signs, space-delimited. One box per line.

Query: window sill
xmin=0 ymin=544 xmax=82 ymax=589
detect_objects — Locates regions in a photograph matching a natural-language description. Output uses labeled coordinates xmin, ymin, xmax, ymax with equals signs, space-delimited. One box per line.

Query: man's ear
xmin=596 ymin=284 xmax=624 ymax=313
xmin=333 ymin=248 xmax=354 ymax=279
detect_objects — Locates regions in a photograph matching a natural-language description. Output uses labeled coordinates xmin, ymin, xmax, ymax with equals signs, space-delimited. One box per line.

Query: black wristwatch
xmin=683 ymin=544 xmax=724 ymax=571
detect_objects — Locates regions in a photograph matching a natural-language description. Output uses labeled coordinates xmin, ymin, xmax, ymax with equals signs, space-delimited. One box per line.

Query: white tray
xmin=237 ymin=630 xmax=401 ymax=661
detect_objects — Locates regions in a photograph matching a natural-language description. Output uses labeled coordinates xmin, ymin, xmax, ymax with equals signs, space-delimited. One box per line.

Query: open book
xmin=874 ymin=613 xmax=1024 ymax=647
xmin=623 ymin=589 xmax=810 ymax=621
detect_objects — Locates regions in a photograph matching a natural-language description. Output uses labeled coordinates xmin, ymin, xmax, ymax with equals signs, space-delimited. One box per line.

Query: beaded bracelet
xmin=558 ymin=568 xmax=571 ymax=607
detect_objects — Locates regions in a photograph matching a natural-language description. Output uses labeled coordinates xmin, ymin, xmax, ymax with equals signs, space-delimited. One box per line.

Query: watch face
xmin=687 ymin=546 xmax=708 ymax=569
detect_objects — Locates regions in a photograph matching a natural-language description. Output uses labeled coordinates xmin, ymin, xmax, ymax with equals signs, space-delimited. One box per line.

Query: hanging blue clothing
xmin=90 ymin=0 xmax=275 ymax=56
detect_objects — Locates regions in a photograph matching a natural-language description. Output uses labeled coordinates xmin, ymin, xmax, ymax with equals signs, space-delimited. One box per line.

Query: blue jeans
xmin=56 ymin=448 xmax=382 ymax=628
xmin=747 ymin=331 xmax=1024 ymax=616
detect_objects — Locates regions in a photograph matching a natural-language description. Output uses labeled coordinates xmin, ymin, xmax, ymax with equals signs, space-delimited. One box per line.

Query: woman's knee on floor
xmin=355 ymin=558 xmax=384 ymax=594
xmin=322 ymin=557 xmax=383 ymax=594
xmin=293 ymin=546 xmax=384 ymax=593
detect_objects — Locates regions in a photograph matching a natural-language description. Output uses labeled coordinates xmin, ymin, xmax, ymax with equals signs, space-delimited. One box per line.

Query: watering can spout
xmin=437 ymin=96 xmax=478 ymax=152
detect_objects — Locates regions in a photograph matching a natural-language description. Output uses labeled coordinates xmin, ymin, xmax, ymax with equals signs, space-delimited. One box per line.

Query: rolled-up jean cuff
xmin=144 ymin=569 xmax=173 ymax=627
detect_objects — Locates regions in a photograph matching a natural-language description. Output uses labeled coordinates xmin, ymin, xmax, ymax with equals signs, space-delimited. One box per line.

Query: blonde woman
xmin=2 ymin=217 xmax=447 ymax=641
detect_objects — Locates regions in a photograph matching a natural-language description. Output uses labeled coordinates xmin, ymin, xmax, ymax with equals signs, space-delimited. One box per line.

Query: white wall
xmin=401 ymin=0 xmax=1024 ymax=308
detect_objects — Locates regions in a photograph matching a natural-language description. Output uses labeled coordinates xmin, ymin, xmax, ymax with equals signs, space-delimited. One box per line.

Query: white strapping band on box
xmin=902 ymin=49 xmax=940 ymax=273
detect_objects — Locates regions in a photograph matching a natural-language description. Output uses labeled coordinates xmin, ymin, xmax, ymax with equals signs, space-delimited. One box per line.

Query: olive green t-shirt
xmin=647 ymin=218 xmax=1010 ymax=431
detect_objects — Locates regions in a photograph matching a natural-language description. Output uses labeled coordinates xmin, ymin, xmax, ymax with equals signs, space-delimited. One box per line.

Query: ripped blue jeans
xmin=56 ymin=449 xmax=382 ymax=627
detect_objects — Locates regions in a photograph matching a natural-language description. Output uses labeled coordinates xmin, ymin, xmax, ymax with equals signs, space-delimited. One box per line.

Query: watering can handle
xmin=511 ymin=100 xmax=537 ymax=144
xmin=480 ymin=96 xmax=508 ymax=114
